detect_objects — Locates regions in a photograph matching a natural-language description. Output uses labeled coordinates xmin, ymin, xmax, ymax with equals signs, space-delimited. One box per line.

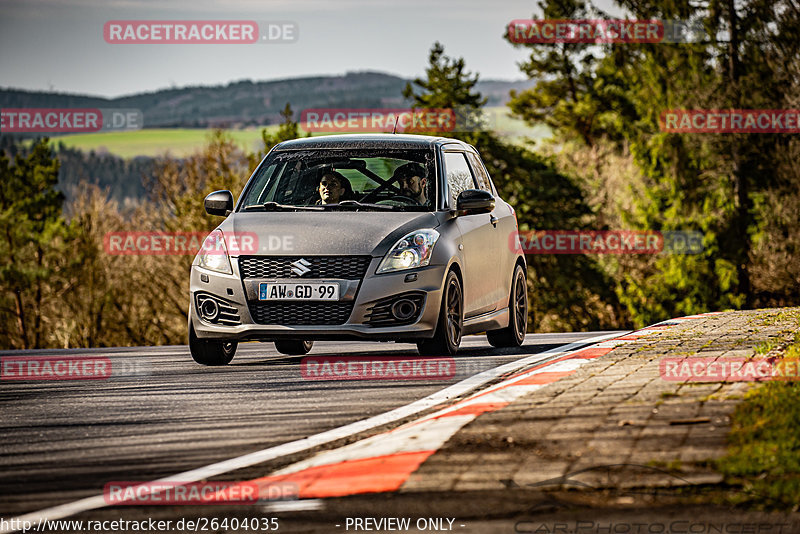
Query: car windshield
xmin=238 ymin=148 xmax=436 ymax=212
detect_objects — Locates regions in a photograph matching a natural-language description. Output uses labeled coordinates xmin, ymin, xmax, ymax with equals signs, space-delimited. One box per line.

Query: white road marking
xmin=272 ymin=415 xmax=475 ymax=474
xmin=0 ymin=332 xmax=624 ymax=533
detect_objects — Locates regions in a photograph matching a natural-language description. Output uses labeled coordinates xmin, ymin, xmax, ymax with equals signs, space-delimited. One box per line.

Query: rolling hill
xmin=1 ymin=71 xmax=535 ymax=129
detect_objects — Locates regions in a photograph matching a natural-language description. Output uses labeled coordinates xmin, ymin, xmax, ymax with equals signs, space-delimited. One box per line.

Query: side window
xmin=443 ymin=152 xmax=476 ymax=207
xmin=467 ymin=153 xmax=493 ymax=194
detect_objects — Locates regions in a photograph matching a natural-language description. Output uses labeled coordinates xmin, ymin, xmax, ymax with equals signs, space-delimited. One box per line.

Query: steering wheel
xmin=376 ymin=195 xmax=419 ymax=206
xmin=361 ymin=183 xmax=404 ymax=203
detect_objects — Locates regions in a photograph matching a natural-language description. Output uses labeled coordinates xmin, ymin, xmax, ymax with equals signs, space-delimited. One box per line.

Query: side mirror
xmin=204 ymin=190 xmax=234 ymax=216
xmin=456 ymin=189 xmax=495 ymax=215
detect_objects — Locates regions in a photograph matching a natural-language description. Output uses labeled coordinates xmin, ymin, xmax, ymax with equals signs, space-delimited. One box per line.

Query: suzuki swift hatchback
xmin=188 ymin=134 xmax=527 ymax=365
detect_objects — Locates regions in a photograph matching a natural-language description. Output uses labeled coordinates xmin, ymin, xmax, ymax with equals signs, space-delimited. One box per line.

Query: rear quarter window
xmin=466 ymin=152 xmax=494 ymax=194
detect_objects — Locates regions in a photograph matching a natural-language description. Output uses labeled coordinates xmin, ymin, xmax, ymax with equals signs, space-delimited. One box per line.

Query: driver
xmin=391 ymin=162 xmax=427 ymax=205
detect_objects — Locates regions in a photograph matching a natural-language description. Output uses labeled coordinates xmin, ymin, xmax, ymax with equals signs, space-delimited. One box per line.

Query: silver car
xmin=188 ymin=134 xmax=527 ymax=365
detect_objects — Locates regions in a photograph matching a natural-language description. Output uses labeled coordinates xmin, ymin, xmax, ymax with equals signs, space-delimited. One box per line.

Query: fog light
xmin=200 ymin=298 xmax=220 ymax=322
xmin=391 ymin=299 xmax=417 ymax=321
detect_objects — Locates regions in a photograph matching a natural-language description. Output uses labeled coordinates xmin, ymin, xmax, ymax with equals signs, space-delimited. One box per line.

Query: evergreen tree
xmin=404 ymin=42 xmax=622 ymax=331
xmin=0 ymin=139 xmax=73 ymax=348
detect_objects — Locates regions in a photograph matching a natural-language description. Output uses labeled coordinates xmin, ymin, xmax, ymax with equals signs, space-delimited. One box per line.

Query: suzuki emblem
xmin=290 ymin=258 xmax=312 ymax=277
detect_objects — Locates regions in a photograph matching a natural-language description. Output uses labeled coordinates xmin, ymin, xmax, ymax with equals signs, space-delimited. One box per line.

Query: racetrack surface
xmin=0 ymin=332 xmax=619 ymax=524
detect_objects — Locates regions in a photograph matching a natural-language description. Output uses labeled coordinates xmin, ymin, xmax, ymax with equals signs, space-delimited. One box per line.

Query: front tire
xmin=274 ymin=340 xmax=313 ymax=355
xmin=189 ymin=323 xmax=237 ymax=366
xmin=418 ymin=270 xmax=463 ymax=356
xmin=487 ymin=264 xmax=528 ymax=348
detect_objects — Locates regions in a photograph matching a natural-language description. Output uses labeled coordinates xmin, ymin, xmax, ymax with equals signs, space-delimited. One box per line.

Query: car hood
xmin=219 ymin=211 xmax=441 ymax=257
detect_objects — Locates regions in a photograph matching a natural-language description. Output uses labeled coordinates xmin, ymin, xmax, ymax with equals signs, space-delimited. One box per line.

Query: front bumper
xmin=189 ymin=257 xmax=446 ymax=342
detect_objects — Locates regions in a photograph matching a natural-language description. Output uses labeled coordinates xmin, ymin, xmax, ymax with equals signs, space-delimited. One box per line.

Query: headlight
xmin=377 ymin=229 xmax=440 ymax=274
xmin=196 ymin=229 xmax=233 ymax=274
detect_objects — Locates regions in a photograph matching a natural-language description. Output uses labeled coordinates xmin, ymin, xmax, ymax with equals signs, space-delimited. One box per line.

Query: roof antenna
xmin=391 ymin=115 xmax=399 ymax=134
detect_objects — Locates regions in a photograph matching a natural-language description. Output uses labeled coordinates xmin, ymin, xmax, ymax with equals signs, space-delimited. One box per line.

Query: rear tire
xmin=417 ymin=270 xmax=463 ymax=356
xmin=487 ymin=264 xmax=528 ymax=348
xmin=274 ymin=340 xmax=313 ymax=355
xmin=189 ymin=323 xmax=237 ymax=366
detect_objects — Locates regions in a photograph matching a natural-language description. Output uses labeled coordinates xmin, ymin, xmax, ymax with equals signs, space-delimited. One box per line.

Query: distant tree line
xmin=0 ymin=136 xmax=152 ymax=205
xmin=54 ymin=144 xmax=152 ymax=203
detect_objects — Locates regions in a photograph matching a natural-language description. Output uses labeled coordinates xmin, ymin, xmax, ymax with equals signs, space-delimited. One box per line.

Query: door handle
xmin=490 ymin=215 xmax=498 ymax=227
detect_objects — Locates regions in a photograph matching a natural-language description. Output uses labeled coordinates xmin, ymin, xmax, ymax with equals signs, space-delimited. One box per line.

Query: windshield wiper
xmin=322 ymin=200 xmax=395 ymax=211
xmin=242 ymin=202 xmax=322 ymax=212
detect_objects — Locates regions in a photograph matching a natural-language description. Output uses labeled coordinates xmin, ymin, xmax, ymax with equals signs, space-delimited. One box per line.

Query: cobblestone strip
xmin=403 ymin=309 xmax=800 ymax=493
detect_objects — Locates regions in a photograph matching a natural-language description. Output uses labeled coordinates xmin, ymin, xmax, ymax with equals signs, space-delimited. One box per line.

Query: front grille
xmin=239 ymin=256 xmax=371 ymax=279
xmin=249 ymin=302 xmax=354 ymax=325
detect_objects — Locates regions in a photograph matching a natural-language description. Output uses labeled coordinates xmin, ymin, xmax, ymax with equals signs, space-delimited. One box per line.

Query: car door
xmin=466 ymin=151 xmax=516 ymax=311
xmin=442 ymin=150 xmax=500 ymax=318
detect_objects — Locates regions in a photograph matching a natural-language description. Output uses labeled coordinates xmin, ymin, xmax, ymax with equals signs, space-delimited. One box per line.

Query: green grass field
xmin=49 ymin=107 xmax=551 ymax=159
xmin=49 ymin=127 xmax=277 ymax=159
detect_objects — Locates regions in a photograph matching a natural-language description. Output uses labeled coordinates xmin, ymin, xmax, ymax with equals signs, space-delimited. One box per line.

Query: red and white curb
xmin=236 ymin=313 xmax=723 ymax=501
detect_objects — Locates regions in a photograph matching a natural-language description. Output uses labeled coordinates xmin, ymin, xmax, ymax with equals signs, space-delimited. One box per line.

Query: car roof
xmin=273 ymin=133 xmax=476 ymax=152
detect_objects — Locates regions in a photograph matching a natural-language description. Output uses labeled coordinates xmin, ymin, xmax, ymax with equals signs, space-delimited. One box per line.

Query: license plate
xmin=259 ymin=283 xmax=340 ymax=301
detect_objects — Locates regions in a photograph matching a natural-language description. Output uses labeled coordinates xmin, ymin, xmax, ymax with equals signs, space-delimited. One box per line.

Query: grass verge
xmin=716 ymin=322 xmax=800 ymax=510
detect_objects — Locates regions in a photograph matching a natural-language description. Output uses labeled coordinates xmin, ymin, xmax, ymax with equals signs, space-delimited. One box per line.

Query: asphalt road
xmin=0 ymin=332 xmax=619 ymax=524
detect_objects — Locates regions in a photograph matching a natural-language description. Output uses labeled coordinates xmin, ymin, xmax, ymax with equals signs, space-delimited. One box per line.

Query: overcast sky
xmin=0 ymin=0 xmax=624 ymax=98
